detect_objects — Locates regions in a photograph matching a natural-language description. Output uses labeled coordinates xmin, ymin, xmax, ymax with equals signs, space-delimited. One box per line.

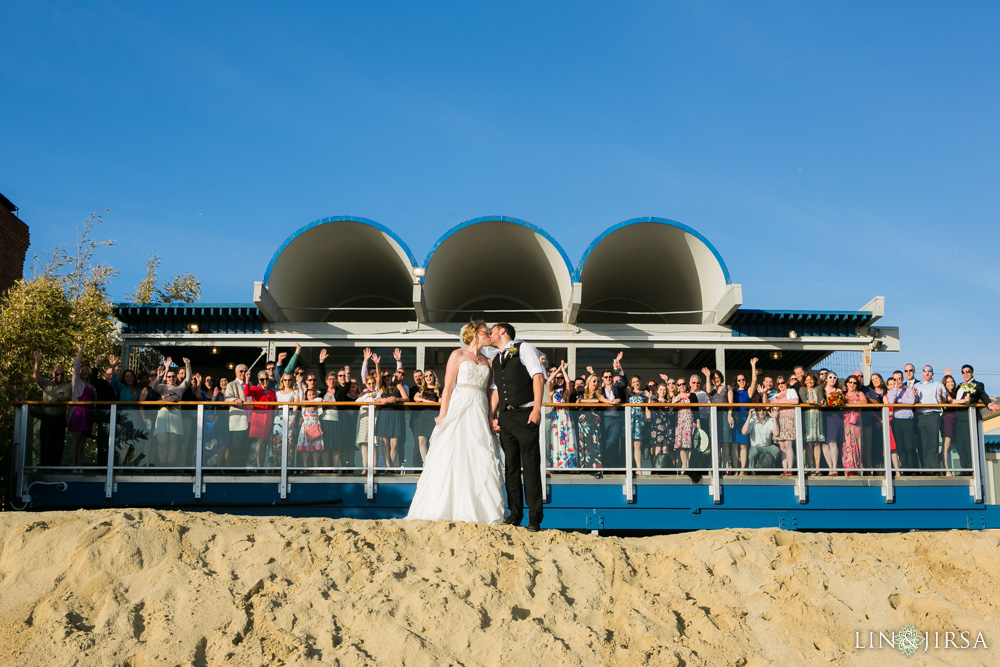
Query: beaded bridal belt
xmin=456 ymin=382 xmax=487 ymax=393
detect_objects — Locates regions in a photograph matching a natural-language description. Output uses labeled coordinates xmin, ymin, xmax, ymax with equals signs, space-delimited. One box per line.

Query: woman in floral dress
xmin=799 ymin=372 xmax=826 ymax=473
xmin=574 ymin=375 xmax=603 ymax=472
xmin=296 ymin=387 xmax=324 ymax=468
xmin=770 ymin=375 xmax=799 ymax=474
xmin=672 ymin=377 xmax=699 ymax=470
xmin=842 ymin=376 xmax=868 ymax=475
xmin=646 ymin=382 xmax=675 ymax=469
xmin=546 ymin=362 xmax=578 ymax=469
xmin=626 ymin=375 xmax=648 ymax=472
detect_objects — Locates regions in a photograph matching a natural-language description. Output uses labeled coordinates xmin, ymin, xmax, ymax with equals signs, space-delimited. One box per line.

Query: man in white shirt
xmin=742 ymin=408 xmax=780 ymax=470
xmin=913 ymin=365 xmax=946 ymax=474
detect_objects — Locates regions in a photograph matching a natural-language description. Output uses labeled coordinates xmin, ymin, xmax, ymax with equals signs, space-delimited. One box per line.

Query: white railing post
xmin=624 ymin=403 xmax=634 ymax=502
xmin=105 ymin=405 xmax=117 ymax=499
xmin=279 ymin=404 xmax=289 ymax=500
xmin=539 ymin=405 xmax=550 ymax=503
xmin=882 ymin=407 xmax=894 ymax=503
xmin=709 ymin=406 xmax=721 ymax=504
xmin=366 ymin=404 xmax=376 ymax=501
xmin=194 ymin=404 xmax=204 ymax=499
xmin=13 ymin=406 xmax=25 ymax=501
xmin=794 ymin=406 xmax=806 ymax=504
xmin=970 ymin=406 xmax=984 ymax=503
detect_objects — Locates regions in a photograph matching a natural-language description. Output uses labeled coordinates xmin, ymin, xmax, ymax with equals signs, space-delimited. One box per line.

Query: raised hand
xmin=318 ymin=348 xmax=328 ymax=363
xmin=393 ymin=348 xmax=402 ymax=362
xmin=33 ymin=351 xmax=41 ymax=363
xmin=614 ymin=351 xmax=624 ymax=367
xmin=750 ymin=357 xmax=758 ymax=368
xmin=108 ymin=354 xmax=119 ymax=367
xmin=295 ymin=343 xmax=302 ymax=354
xmin=371 ymin=353 xmax=381 ymax=365
xmin=363 ymin=347 xmax=372 ymax=361
xmin=586 ymin=365 xmax=595 ymax=375
xmin=182 ymin=357 xmax=191 ymax=366
xmin=77 ymin=342 xmax=85 ymax=354
xmin=277 ymin=351 xmax=287 ymax=364
xmin=701 ymin=366 xmax=710 ymax=377
xmin=757 ymin=384 xmax=767 ymax=400
xmin=659 ymin=373 xmax=670 ymax=382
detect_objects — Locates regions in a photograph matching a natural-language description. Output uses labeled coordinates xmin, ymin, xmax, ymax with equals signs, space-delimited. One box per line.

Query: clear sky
xmin=2 ymin=1 xmax=998 ymax=378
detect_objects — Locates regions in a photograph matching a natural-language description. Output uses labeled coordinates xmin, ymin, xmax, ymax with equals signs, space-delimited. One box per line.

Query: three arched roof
xmin=260 ymin=215 xmax=734 ymax=323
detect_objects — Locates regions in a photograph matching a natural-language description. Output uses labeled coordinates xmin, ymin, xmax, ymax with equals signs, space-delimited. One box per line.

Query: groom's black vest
xmin=493 ymin=343 xmax=535 ymax=409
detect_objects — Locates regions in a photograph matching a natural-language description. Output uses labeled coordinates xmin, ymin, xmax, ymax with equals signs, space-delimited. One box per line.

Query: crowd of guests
xmin=542 ymin=356 xmax=998 ymax=477
xmin=30 ymin=345 xmax=997 ymax=477
xmin=30 ymin=344 xmax=441 ymax=470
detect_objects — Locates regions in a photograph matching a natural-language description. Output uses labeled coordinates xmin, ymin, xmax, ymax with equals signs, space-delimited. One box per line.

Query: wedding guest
xmin=246 ymin=369 xmax=277 ymax=467
xmin=374 ymin=353 xmax=408 ymax=468
xmin=626 ymin=375 xmax=648 ymax=472
xmin=913 ymin=365 xmax=946 ymax=473
xmin=954 ymin=365 xmax=999 ymax=475
xmin=148 ymin=356 xmax=192 ymax=467
xmin=355 ymin=375 xmax=380 ymax=468
xmin=865 ymin=373 xmax=889 ymax=468
xmin=575 ymin=375 xmax=604 ymax=475
xmin=799 ymin=372 xmax=826 ymax=473
xmin=413 ymin=369 xmax=443 ymax=464
xmin=940 ymin=374 xmax=958 ymax=475
xmin=32 ymin=351 xmax=72 ymax=466
xmin=770 ymin=375 xmax=799 ymax=474
xmin=546 ymin=362 xmax=578 ymax=469
xmin=672 ymin=376 xmax=699 ymax=470
xmin=296 ymin=388 xmax=324 ymax=468
xmin=212 ymin=376 xmax=231 ymax=466
xmin=320 ymin=373 xmax=341 ymax=468
xmin=224 ymin=364 xmax=251 ymax=468
xmin=730 ymin=358 xmax=758 ymax=475
xmin=68 ymin=343 xmax=96 ymax=467
xmin=886 ymin=370 xmax=918 ymax=473
xmin=842 ymin=375 xmax=868 ymax=476
xmin=743 ymin=407 xmax=780 ymax=470
xmin=703 ymin=368 xmax=733 ymax=470
xmin=646 ymin=382 xmax=675 ymax=470
xmin=822 ymin=372 xmax=843 ymax=475
xmin=272 ymin=373 xmax=298 ymax=468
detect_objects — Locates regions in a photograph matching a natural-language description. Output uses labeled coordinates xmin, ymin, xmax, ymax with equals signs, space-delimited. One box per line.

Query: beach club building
xmin=113 ymin=215 xmax=900 ymax=380
xmin=18 ymin=215 xmax=1000 ymax=532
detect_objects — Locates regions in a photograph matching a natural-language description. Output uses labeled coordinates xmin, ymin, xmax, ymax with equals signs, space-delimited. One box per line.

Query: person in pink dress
xmin=842 ymin=376 xmax=869 ymax=475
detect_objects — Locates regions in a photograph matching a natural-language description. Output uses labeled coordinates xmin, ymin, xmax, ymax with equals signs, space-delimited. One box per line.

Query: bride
xmin=406 ymin=320 xmax=506 ymax=524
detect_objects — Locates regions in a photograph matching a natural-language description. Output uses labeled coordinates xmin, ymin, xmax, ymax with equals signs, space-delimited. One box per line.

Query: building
xmin=0 ymin=192 xmax=30 ymax=296
xmin=114 ymin=215 xmax=899 ymax=379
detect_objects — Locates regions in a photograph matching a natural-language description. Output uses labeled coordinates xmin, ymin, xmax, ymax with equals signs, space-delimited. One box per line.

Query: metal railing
xmin=9 ymin=401 xmax=990 ymax=507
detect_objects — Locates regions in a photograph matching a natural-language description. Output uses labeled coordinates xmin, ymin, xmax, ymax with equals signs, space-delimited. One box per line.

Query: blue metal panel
xmin=576 ymin=217 xmax=732 ymax=284
xmin=423 ymin=215 xmax=575 ymax=279
xmin=23 ymin=475 xmax=989 ymax=532
xmin=263 ymin=216 xmax=419 ymax=284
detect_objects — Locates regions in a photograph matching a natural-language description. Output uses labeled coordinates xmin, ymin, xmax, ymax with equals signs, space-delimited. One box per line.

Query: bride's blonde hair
xmin=461 ymin=319 xmax=487 ymax=346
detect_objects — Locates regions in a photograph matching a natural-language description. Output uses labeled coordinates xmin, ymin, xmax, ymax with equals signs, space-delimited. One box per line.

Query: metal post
xmin=279 ymin=404 xmax=289 ymax=500
xmin=365 ymin=404 xmax=376 ymax=501
xmin=193 ymin=404 xmax=204 ymax=499
xmin=709 ymin=406 xmax=721 ymax=504
xmin=13 ymin=406 xmax=24 ymax=501
xmin=794 ymin=407 xmax=806 ymax=503
xmin=882 ymin=407 xmax=894 ymax=503
xmin=539 ymin=405 xmax=550 ymax=503
xmin=104 ymin=405 xmax=117 ymax=499
xmin=970 ymin=406 xmax=984 ymax=503
xmin=624 ymin=403 xmax=634 ymax=503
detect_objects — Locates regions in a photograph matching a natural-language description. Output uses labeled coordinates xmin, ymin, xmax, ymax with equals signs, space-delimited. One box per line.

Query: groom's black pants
xmin=498 ymin=407 xmax=543 ymax=525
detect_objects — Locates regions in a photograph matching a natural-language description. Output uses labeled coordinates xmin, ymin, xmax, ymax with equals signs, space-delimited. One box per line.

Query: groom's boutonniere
xmin=508 ymin=346 xmax=519 ymax=358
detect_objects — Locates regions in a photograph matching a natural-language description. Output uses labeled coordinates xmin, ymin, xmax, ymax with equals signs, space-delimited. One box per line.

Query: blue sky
xmin=2 ymin=1 xmax=998 ymax=377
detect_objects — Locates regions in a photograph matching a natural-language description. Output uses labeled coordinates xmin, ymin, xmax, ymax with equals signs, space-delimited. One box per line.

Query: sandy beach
xmin=0 ymin=509 xmax=997 ymax=665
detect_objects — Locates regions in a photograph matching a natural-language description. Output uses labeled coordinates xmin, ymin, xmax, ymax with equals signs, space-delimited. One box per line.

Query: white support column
xmin=794 ymin=407 xmax=806 ymax=504
xmin=279 ymin=404 xmax=289 ymax=500
xmin=709 ymin=406 xmax=721 ymax=504
xmin=366 ymin=405 xmax=377 ymax=501
xmin=105 ymin=405 xmax=117 ymax=499
xmin=882 ymin=407 xmax=894 ymax=503
xmin=567 ymin=346 xmax=577 ymax=382
xmin=539 ymin=406 xmax=549 ymax=503
xmin=714 ymin=348 xmax=726 ymax=380
xmin=194 ymin=404 xmax=204 ymax=499
xmin=971 ymin=407 xmax=984 ymax=503
xmin=415 ymin=344 xmax=426 ymax=372
xmin=624 ymin=404 xmax=634 ymax=503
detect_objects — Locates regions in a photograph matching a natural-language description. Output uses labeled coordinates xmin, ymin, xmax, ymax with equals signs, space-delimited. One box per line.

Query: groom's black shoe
xmin=526 ymin=523 xmax=541 ymax=533
xmin=502 ymin=516 xmax=522 ymax=527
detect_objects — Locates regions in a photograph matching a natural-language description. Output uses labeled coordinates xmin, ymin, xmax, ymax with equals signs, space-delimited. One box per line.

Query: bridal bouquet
xmin=959 ymin=381 xmax=977 ymax=400
xmin=827 ymin=391 xmax=845 ymax=408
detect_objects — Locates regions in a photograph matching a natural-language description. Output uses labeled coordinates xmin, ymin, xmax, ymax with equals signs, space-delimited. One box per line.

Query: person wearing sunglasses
xmin=842 ymin=375 xmax=869 ymax=476
xmin=953 ymin=365 xmax=1000 ymax=476
xmin=32 ymin=350 xmax=73 ymax=466
xmin=574 ymin=374 xmax=604 ymax=475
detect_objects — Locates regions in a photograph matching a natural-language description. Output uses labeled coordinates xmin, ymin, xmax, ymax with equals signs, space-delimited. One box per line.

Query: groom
xmin=489 ymin=322 xmax=545 ymax=532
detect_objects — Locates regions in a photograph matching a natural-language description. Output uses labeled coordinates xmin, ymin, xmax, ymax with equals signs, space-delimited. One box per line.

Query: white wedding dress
xmin=406 ymin=361 xmax=506 ymax=524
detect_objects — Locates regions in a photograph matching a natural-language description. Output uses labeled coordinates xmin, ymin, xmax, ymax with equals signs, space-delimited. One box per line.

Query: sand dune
xmin=0 ymin=510 xmax=997 ymax=665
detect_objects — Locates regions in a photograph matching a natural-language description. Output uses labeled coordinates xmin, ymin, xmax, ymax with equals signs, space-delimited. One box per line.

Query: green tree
xmin=0 ymin=213 xmax=122 ymax=508
xmin=128 ymin=252 xmax=201 ymax=303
